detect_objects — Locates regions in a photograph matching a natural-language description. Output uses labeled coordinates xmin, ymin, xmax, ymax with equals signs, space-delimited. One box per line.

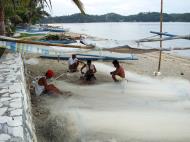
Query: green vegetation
xmin=44 ymin=34 xmax=78 ymax=40
xmin=0 ymin=0 xmax=52 ymax=35
xmin=0 ymin=0 xmax=85 ymax=36
xmin=41 ymin=12 xmax=190 ymax=23
xmin=19 ymin=33 xmax=47 ymax=38
xmin=45 ymin=34 xmax=60 ymax=40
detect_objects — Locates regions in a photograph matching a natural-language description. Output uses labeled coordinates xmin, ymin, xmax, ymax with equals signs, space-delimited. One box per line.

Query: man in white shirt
xmin=68 ymin=54 xmax=79 ymax=72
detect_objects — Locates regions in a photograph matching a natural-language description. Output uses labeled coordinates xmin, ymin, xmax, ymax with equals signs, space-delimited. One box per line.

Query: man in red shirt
xmin=110 ymin=60 xmax=125 ymax=82
xmin=35 ymin=70 xmax=62 ymax=96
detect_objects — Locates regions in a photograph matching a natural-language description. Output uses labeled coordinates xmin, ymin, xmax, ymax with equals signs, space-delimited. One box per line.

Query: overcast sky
xmin=48 ymin=0 xmax=190 ymax=16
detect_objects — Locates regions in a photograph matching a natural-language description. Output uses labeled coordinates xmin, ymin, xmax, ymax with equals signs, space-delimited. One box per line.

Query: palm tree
xmin=0 ymin=0 xmax=12 ymax=35
xmin=72 ymin=0 xmax=85 ymax=14
xmin=0 ymin=0 xmax=85 ymax=35
xmin=0 ymin=0 xmax=31 ymax=35
xmin=15 ymin=1 xmax=50 ymax=25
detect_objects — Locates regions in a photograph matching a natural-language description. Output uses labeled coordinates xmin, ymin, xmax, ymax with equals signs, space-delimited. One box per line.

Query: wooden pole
xmin=0 ymin=37 xmax=94 ymax=49
xmin=157 ymin=0 xmax=163 ymax=73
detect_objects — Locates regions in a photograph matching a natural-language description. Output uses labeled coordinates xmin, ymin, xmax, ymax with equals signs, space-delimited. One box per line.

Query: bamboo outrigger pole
xmin=157 ymin=0 xmax=163 ymax=74
xmin=0 ymin=36 xmax=94 ymax=49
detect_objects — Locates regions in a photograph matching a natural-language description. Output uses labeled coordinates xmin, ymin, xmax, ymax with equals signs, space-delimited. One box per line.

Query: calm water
xmin=53 ymin=22 xmax=189 ymax=41
xmin=51 ymin=22 xmax=190 ymax=57
xmin=2 ymin=22 xmax=189 ymax=58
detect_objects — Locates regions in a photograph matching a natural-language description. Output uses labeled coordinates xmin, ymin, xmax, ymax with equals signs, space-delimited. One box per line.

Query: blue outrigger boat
xmin=42 ymin=27 xmax=68 ymax=33
xmin=34 ymin=39 xmax=77 ymax=44
xmin=16 ymin=25 xmax=68 ymax=34
xmin=40 ymin=53 xmax=138 ymax=61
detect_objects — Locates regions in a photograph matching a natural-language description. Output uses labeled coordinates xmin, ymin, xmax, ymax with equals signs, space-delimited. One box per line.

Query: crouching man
xmin=68 ymin=54 xmax=80 ymax=72
xmin=34 ymin=70 xmax=62 ymax=96
xmin=81 ymin=60 xmax=97 ymax=81
xmin=110 ymin=60 xmax=125 ymax=82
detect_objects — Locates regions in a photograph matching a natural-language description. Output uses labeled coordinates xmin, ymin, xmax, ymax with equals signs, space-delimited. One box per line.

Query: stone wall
xmin=0 ymin=53 xmax=37 ymax=142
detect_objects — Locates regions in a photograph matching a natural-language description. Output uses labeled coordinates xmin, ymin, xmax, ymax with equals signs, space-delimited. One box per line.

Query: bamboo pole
xmin=157 ymin=0 xmax=163 ymax=73
xmin=0 ymin=37 xmax=94 ymax=49
xmin=137 ymin=35 xmax=190 ymax=42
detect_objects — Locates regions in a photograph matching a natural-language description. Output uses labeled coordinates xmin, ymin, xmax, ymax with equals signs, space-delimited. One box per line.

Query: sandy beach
xmin=25 ymin=50 xmax=190 ymax=82
xmin=123 ymin=51 xmax=190 ymax=80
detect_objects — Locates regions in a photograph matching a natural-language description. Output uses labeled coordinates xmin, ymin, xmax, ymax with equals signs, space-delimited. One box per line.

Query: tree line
xmin=0 ymin=0 xmax=84 ymax=35
xmin=41 ymin=12 xmax=190 ymax=23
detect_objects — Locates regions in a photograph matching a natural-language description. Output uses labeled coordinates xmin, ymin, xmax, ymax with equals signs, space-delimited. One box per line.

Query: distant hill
xmin=40 ymin=12 xmax=190 ymax=23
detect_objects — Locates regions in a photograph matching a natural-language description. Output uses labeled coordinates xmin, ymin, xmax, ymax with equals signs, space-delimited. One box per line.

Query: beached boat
xmin=47 ymin=29 xmax=67 ymax=33
xmin=20 ymin=31 xmax=49 ymax=36
xmin=40 ymin=54 xmax=138 ymax=61
xmin=16 ymin=26 xmax=63 ymax=33
xmin=15 ymin=29 xmax=48 ymax=37
xmin=34 ymin=39 xmax=77 ymax=44
xmin=0 ymin=36 xmax=94 ymax=49
xmin=42 ymin=27 xmax=69 ymax=33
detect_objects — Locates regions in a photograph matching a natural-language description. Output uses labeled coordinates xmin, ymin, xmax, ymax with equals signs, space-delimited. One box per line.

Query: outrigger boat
xmin=137 ymin=31 xmax=190 ymax=43
xmin=40 ymin=53 xmax=138 ymax=61
xmin=34 ymin=39 xmax=77 ymax=44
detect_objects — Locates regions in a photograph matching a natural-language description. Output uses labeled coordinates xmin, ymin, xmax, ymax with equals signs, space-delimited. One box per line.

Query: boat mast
xmin=157 ymin=0 xmax=163 ymax=73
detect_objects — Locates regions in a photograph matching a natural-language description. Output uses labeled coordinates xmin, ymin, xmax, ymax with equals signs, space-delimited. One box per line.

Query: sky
xmin=48 ymin=0 xmax=190 ymax=16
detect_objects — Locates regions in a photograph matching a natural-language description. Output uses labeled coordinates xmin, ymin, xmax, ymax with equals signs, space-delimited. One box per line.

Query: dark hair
xmin=72 ymin=54 xmax=76 ymax=58
xmin=112 ymin=60 xmax=119 ymax=65
xmin=87 ymin=60 xmax=91 ymax=64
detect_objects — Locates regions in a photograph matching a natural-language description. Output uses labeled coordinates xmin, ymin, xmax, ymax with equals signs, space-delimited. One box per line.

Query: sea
xmin=51 ymin=22 xmax=190 ymax=58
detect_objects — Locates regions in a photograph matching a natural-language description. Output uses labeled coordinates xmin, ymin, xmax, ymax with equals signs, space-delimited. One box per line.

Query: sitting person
xmin=80 ymin=60 xmax=97 ymax=81
xmin=80 ymin=35 xmax=85 ymax=45
xmin=34 ymin=69 xmax=62 ymax=96
xmin=68 ymin=54 xmax=80 ymax=72
xmin=110 ymin=60 xmax=125 ymax=82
